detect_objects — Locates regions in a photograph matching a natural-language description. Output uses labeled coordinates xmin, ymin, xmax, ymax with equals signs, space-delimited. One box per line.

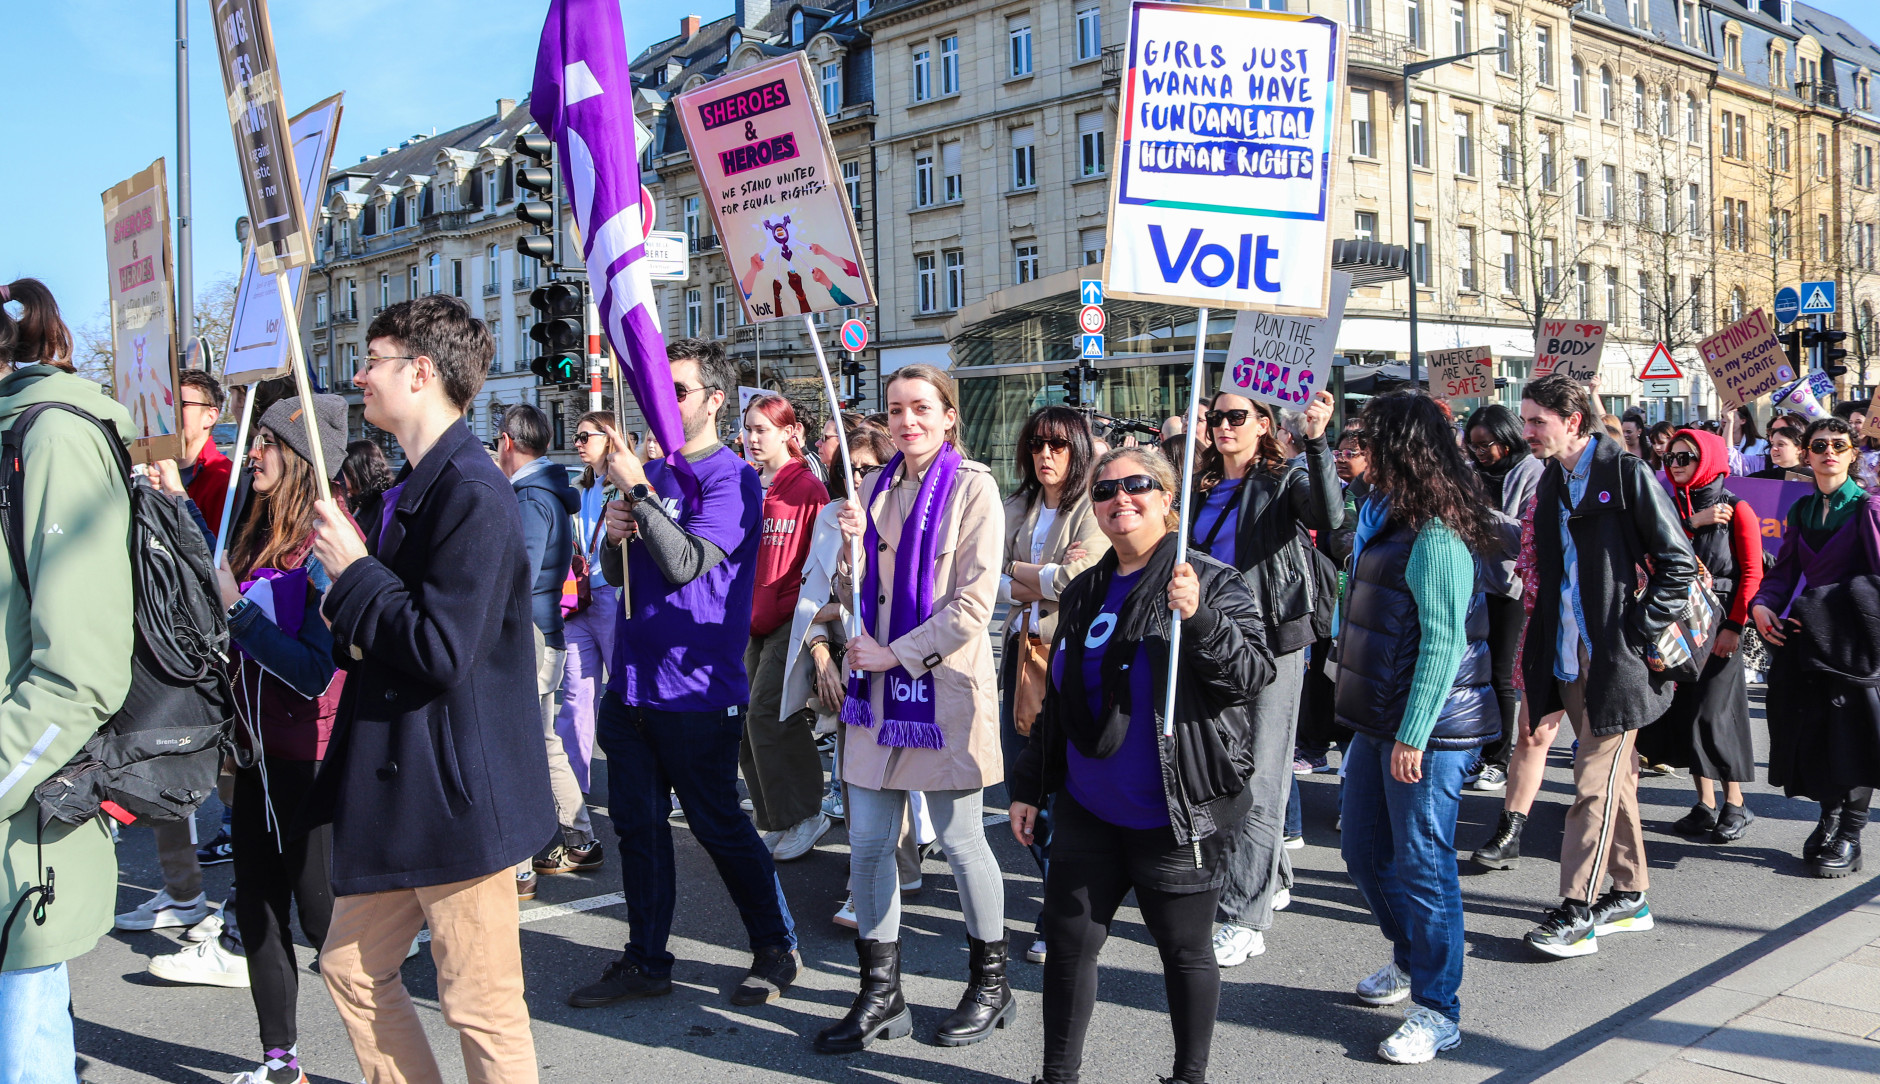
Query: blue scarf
xmin=1339 ymin=493 xmax=1392 ymax=635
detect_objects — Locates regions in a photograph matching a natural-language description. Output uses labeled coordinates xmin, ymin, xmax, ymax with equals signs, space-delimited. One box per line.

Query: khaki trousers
xmin=321 ymin=870 xmax=539 ymax=1084
xmin=1557 ymin=659 xmax=1650 ymax=902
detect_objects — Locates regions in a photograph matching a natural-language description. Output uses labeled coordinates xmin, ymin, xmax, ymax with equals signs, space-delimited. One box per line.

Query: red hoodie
xmin=751 ymin=457 xmax=829 ymax=636
xmin=1669 ymin=427 xmax=1764 ymax=630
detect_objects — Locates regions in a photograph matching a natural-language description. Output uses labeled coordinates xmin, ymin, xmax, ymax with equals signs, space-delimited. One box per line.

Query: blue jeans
xmin=1339 ymin=732 xmax=1471 ymax=1023
xmin=0 ymin=963 xmax=76 ymax=1084
xmin=596 ymin=692 xmax=796 ymax=974
xmin=1284 ymin=774 xmax=1303 ymax=839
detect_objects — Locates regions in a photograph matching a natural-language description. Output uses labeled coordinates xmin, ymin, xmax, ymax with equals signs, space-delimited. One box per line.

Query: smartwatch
xmin=628 ymin=483 xmax=654 ymax=505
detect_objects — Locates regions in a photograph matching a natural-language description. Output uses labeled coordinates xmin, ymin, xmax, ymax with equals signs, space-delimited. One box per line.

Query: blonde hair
xmin=1093 ymin=446 xmax=1181 ymax=532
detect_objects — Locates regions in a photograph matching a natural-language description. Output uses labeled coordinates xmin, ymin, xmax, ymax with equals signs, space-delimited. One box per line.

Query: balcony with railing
xmin=334 ymin=310 xmax=359 ymax=326
xmin=513 ymin=276 xmax=537 ymax=292
xmin=1102 ymin=43 xmax=1124 ymax=85
xmin=483 ymin=282 xmax=501 ymax=297
xmin=1347 ymin=26 xmax=1415 ymax=74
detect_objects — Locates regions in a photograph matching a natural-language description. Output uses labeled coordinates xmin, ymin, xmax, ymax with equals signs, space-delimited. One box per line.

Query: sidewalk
xmin=1534 ymin=882 xmax=1880 ymax=1083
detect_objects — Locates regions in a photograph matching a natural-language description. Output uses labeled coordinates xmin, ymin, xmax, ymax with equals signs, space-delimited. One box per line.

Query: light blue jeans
xmin=0 ymin=963 xmax=77 ymax=1084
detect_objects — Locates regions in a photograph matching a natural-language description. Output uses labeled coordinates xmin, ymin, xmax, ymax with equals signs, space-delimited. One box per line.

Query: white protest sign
xmin=1104 ymin=3 xmax=1343 ymax=317
xmin=1533 ymin=319 xmax=1608 ymax=381
xmin=1219 ymin=271 xmax=1349 ymax=407
xmin=101 ymin=158 xmax=183 ymax=465
xmin=1699 ymin=308 xmax=1794 ymax=411
xmin=1426 ymin=344 xmax=1494 ymax=402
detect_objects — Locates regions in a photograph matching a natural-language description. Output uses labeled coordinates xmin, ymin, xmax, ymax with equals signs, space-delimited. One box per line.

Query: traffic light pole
xmin=804 ymin=314 xmax=865 ymax=674
xmin=586 ymin=295 xmax=603 ymax=413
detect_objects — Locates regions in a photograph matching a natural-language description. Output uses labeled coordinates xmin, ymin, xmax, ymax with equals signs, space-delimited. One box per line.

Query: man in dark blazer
xmin=309 ymin=295 xmax=555 ymax=1084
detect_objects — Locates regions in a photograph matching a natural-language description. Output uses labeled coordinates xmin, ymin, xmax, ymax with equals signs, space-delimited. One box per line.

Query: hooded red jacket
xmin=751 ymin=457 xmax=829 ymax=636
xmin=1668 ymin=428 xmax=1764 ymax=630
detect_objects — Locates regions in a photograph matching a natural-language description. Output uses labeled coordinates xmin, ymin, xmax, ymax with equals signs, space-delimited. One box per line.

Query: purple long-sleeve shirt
xmin=1752 ymin=492 xmax=1880 ymax=617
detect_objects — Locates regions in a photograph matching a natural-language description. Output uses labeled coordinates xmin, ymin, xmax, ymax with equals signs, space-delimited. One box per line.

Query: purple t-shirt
xmin=1051 ymin=569 xmax=1170 ymax=829
xmin=609 ymin=447 xmax=762 ymax=711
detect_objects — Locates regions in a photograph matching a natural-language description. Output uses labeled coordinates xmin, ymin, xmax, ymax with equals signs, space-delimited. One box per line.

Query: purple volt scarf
xmin=839 ymin=443 xmax=963 ymax=749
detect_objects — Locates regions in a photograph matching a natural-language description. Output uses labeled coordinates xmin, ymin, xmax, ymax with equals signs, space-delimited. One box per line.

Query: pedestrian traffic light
xmin=529 ymin=281 xmax=586 ymax=385
xmin=514 ymin=133 xmax=557 ymax=265
xmin=1809 ymin=327 xmax=1850 ymax=380
xmin=1778 ymin=329 xmax=1805 ymax=374
xmin=840 ymin=356 xmax=867 ymax=408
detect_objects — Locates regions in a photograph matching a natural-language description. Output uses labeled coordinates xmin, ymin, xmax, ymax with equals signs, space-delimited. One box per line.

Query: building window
xmin=1012 ymin=126 xmax=1036 ymax=189
xmin=1633 ymin=77 xmax=1646 ymax=130
xmin=1769 ymin=45 xmax=1785 ymax=88
xmin=1413 ymin=219 xmax=1431 ymax=286
xmin=1690 ymin=277 xmax=1703 ymax=331
xmin=1355 ymin=211 xmax=1378 ymax=241
xmin=821 ymin=62 xmax=842 ymax=116
xmin=1541 ymin=238 xmax=1557 ymax=296
xmin=314 ymin=292 xmax=328 ymax=327
xmin=1078 ymin=112 xmax=1107 ymax=176
xmin=1636 ymin=171 xmax=1650 ymax=227
xmin=1779 ymin=127 xmax=1791 ymax=172
xmin=1458 ymin=226 xmax=1477 ymax=290
xmin=1574 ymin=157 xmax=1588 ymax=216
xmin=1818 ymin=133 xmax=1829 ymax=179
xmin=1735 ymin=114 xmax=1747 ymax=160
xmin=451 ymin=259 xmax=464 ymax=298
xmin=1638 ymin=270 xmax=1654 ymax=327
xmin=1680 ymin=1 xmax=1696 ymax=43
xmin=486 ymin=169 xmax=499 ymax=208
xmin=427 ymin=253 xmax=440 ymax=295
xmin=1571 ymin=58 xmax=1585 ymax=113
xmin=1725 ymin=33 xmax=1740 ymax=72
xmin=1348 ymin=0 xmax=1373 ymax=34
xmin=1500 ymin=231 xmax=1517 ymax=293
xmin=1686 ymin=93 xmax=1700 ymax=143
xmin=915 ymin=151 xmax=935 ymax=207
xmin=1407 ymin=0 xmax=1425 ymax=49
xmin=913 ymin=48 xmax=931 ymax=101
xmin=1451 ymin=0 xmax=1470 ymax=54
xmin=1081 ymin=228 xmax=1106 ymax=265
xmin=1455 ymin=111 xmax=1474 ymax=175
xmin=1820 ymin=213 xmax=1831 ymax=262
xmin=1719 ymin=110 xmax=1734 ymax=157
xmin=379 ymin=272 xmax=390 ymax=309
xmin=1602 ymin=163 xmax=1616 ymax=218
xmin=1076 ymin=6 xmax=1101 ymax=61
xmin=1541 ymin=131 xmax=1556 ymax=189
xmin=942 ymin=142 xmax=963 ymax=202
xmin=683 ymin=196 xmax=700 ymax=249
xmin=1730 ymin=286 xmax=1745 ymax=322
xmin=1409 ymin=100 xmax=1428 ymax=168
xmin=940 ymin=35 xmax=959 ymax=95
xmin=945 ymin=249 xmax=966 ymax=307
xmin=1352 ymin=90 xmax=1374 ymax=157
xmin=1657 ymin=87 xmax=1672 ymax=137
xmin=1536 ymin=24 xmax=1553 ymax=85
xmin=515 ymin=248 xmax=535 ymax=286
xmin=917 ymin=253 xmax=938 ymax=312
xmin=1008 ymin=15 xmax=1033 ymax=78
xmin=1498 ymin=122 xmax=1515 ymax=182
xmin=407 ymin=264 xmax=419 ymax=300
xmin=405 ymin=194 xmax=418 ymax=226
xmin=1575 ymin=263 xmax=1591 ymax=318
xmin=713 ymin=284 xmax=730 ymax=337
xmin=844 ymin=159 xmax=863 ymax=209
xmin=486 ymin=244 xmax=499 ymax=286
xmin=1605 ymin=266 xmax=1620 ymax=322
xmin=1780 ymin=209 xmax=1794 ymax=258
xmin=1494 ymin=12 xmax=1511 ymax=72
xmin=1628 ymin=0 xmax=1645 ymax=27
xmin=1013 ymin=242 xmax=1039 ymax=285
xmin=685 ymin=289 xmax=701 ymax=337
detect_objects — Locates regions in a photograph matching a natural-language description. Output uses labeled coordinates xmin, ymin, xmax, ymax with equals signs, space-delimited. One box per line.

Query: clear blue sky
xmin=0 ymin=0 xmax=732 ymax=333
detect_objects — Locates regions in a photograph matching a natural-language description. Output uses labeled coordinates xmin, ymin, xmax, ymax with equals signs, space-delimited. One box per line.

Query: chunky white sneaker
xmin=1377 ymin=1006 xmax=1461 ymax=1064
xmin=1025 ymin=936 xmax=1047 ymax=964
xmin=182 ymin=910 xmax=225 ymax=943
xmin=1355 ymin=961 xmax=1412 ymax=1006
xmin=832 ymin=894 xmax=858 ymax=930
xmin=148 ymin=937 xmax=250 ymax=988
xmin=1272 ymin=888 xmax=1291 ymax=912
xmin=760 ymin=830 xmax=784 ymax=853
xmin=116 ymin=889 xmax=209 ymax=932
xmin=771 ymin=813 xmax=832 ymax=862
xmin=1211 ymin=923 xmax=1265 ymax=967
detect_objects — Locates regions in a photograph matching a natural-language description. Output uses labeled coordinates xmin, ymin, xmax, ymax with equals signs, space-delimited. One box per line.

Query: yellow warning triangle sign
xmin=1639 ymin=343 xmax=1683 ymax=379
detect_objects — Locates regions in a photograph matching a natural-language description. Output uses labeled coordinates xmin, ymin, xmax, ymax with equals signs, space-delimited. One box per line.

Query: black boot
xmin=1470 ymin=810 xmax=1526 ymax=870
xmin=1803 ymin=806 xmax=1842 ymax=862
xmin=1815 ymin=807 xmax=1868 ymax=879
xmin=814 ymin=939 xmax=912 ymax=1054
xmin=934 ymin=937 xmax=1016 ymax=1047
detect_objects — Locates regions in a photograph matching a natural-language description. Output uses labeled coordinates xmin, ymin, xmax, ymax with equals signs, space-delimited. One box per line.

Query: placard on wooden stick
xmin=101 ymin=159 xmax=183 ymax=465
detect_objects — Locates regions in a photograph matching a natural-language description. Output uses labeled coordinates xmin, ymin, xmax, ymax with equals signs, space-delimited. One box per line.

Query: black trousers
xmin=1825 ymin=787 xmax=1874 ymax=816
xmin=1041 ymin=792 xmax=1228 ymax=1084
xmin=1480 ymin=594 xmax=1525 ymax=769
xmin=232 ymin=758 xmax=333 ymax=1053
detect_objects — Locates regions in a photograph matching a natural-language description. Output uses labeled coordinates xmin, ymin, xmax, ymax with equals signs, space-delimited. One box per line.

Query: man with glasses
xmin=568 ymin=337 xmax=801 ymax=1012
xmin=178 ymin=369 xmax=232 ymax=536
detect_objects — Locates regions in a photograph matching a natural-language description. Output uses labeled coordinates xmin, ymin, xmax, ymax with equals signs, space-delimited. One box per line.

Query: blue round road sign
xmin=1774 ymin=286 xmax=1801 ymax=325
xmin=840 ymin=319 xmax=868 ymax=352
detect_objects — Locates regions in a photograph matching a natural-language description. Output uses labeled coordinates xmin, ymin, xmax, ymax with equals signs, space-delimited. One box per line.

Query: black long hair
xmin=1014 ymin=406 xmax=1095 ymax=506
xmin=1360 ymin=391 xmax=1501 ymax=555
xmin=1464 ymin=403 xmax=1527 ymax=464
xmin=1195 ymin=394 xmax=1287 ymax=491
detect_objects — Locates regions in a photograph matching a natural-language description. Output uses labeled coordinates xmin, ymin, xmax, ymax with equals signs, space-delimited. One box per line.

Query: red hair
xmin=744 ymin=393 xmax=805 ymax=462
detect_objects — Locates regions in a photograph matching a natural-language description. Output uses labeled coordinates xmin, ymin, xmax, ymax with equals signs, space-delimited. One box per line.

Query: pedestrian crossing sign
xmin=1638 ymin=343 xmax=1682 ymax=380
xmin=1799 ymin=280 xmax=1836 ymax=314
xmin=1079 ymin=334 xmax=1104 ymax=360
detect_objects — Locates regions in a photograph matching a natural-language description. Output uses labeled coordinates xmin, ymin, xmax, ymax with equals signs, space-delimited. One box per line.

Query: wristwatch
xmin=627 ymin=483 xmax=654 ymax=505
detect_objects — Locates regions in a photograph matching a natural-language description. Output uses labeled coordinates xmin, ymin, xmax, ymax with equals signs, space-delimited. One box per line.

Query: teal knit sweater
xmin=1397 ymin=520 xmax=1475 ymax=752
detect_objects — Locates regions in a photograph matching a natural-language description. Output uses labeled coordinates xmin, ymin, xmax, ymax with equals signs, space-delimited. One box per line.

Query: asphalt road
xmin=74 ymin=686 xmax=1880 ymax=1084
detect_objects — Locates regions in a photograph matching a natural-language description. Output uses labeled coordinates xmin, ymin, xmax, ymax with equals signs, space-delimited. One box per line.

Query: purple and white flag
xmin=531 ymin=0 xmax=685 ymax=467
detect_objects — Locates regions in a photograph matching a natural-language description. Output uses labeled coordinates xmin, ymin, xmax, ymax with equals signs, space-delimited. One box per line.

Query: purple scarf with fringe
xmin=839 ymin=443 xmax=962 ymax=749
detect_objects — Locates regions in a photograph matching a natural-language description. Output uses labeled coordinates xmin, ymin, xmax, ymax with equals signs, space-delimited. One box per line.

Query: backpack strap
xmin=0 ymin=402 xmax=132 ymax=604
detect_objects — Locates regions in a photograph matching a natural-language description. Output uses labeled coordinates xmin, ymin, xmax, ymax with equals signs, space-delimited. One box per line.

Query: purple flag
xmin=531 ymin=0 xmax=685 ymax=469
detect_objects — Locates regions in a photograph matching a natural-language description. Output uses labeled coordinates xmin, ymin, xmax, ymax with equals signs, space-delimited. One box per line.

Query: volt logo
xmin=1148 ymin=226 xmax=1281 ymax=293
xmin=1085 ymin=612 xmax=1117 ymax=650
xmin=888 ymin=674 xmax=930 ymax=703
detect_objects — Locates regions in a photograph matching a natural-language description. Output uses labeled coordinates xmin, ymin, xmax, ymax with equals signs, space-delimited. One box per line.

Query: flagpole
xmin=1163 ymin=307 xmax=1209 ymax=738
xmin=803 ymin=313 xmax=864 ymax=654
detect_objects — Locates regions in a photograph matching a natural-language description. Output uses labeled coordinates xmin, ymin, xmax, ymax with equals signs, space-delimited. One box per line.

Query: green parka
xmin=0 ymin=365 xmax=133 ymax=971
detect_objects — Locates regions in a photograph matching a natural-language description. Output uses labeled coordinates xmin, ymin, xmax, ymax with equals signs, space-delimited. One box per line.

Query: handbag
xmin=1634 ymin=557 xmax=1720 ymax=683
xmin=1012 ymin=608 xmax=1051 ymax=737
xmin=561 ymin=510 xmax=610 ymax=618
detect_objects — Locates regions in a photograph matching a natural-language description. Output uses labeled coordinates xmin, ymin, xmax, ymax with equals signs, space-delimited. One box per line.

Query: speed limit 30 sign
xmin=1079 ymin=305 xmax=1106 ymax=335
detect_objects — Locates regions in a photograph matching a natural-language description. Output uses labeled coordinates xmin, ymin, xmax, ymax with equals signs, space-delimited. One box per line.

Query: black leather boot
xmin=814 ymin=939 xmax=912 ymax=1054
xmin=1815 ymin=807 xmax=1868 ymax=879
xmin=934 ymin=937 xmax=1016 ymax=1047
xmin=1803 ymin=806 xmax=1842 ymax=862
xmin=1470 ymin=810 xmax=1526 ymax=870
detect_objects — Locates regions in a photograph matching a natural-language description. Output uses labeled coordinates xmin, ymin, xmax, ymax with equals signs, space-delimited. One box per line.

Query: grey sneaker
xmin=1355 ymin=961 xmax=1411 ymax=1006
xmin=1377 ymin=1006 xmax=1461 ymax=1064
xmin=771 ymin=812 xmax=832 ymax=862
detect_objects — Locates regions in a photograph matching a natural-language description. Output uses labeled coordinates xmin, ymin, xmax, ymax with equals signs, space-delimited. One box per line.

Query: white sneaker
xmin=1283 ymin=834 xmax=1305 ymax=851
xmin=1025 ymin=936 xmax=1047 ymax=964
xmin=1377 ymin=1006 xmax=1461 ymax=1064
xmin=116 ymin=889 xmax=209 ymax=931
xmin=182 ymin=910 xmax=225 ymax=943
xmin=148 ymin=937 xmax=250 ymax=988
xmin=1272 ymin=888 xmax=1291 ymax=912
xmin=1356 ymin=961 xmax=1412 ymax=1006
xmin=760 ymin=830 xmax=784 ymax=853
xmin=1211 ymin=923 xmax=1265 ymax=967
xmin=740 ymin=797 xmax=755 ymax=813
xmin=231 ymin=1071 xmax=306 ymax=1084
xmin=771 ymin=813 xmax=832 ymax=862
xmin=832 ymin=894 xmax=858 ymax=929
xmin=669 ymin=793 xmax=685 ymax=820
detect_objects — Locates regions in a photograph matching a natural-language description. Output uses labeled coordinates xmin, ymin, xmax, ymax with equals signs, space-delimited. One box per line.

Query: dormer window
xmin=792 ymin=9 xmax=805 ymax=44
xmin=729 ymin=29 xmax=741 ymax=53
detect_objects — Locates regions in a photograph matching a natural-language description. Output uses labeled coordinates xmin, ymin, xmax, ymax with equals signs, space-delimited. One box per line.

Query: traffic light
xmin=1778 ymin=329 xmax=1805 ymax=374
xmin=840 ymin=356 xmax=867 ymax=408
xmin=529 ymin=281 xmax=586 ymax=385
xmin=1062 ymin=365 xmax=1084 ymax=406
xmin=514 ymin=133 xmax=557 ymax=266
xmin=1809 ymin=327 xmax=1850 ymax=380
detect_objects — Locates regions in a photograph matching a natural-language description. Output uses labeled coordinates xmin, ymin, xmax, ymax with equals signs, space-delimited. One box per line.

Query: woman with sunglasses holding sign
xmin=1188 ymin=389 xmax=1341 ymax=967
xmin=998 ymin=406 xmax=1111 ymax=966
xmin=1752 ymin=417 xmax=1880 ymax=877
xmin=1009 ymin=447 xmax=1270 ymax=1084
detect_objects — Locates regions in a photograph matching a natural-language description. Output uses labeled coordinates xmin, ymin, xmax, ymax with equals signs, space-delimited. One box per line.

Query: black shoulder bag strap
xmin=0 ymin=402 xmax=131 ymax=604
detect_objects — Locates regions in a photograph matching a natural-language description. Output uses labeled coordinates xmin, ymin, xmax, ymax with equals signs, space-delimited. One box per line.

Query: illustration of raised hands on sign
xmin=737 ymin=212 xmax=864 ymax=317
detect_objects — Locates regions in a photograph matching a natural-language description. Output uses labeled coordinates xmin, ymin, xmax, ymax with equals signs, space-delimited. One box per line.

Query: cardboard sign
xmin=1699 ymin=308 xmax=1795 ymax=411
xmin=675 ymin=54 xmax=874 ymax=323
xmin=212 ymin=0 xmax=314 ymax=276
xmin=225 ymin=94 xmax=343 ymax=386
xmin=1219 ymin=271 xmax=1350 ymax=407
xmin=1426 ymin=345 xmax=1495 ymax=401
xmin=1533 ymin=320 xmax=1608 ymax=381
xmin=1862 ymin=411 xmax=1880 ymax=443
xmin=1104 ymin=3 xmax=1344 ymax=317
xmin=1661 ymin=476 xmax=1812 ymax=569
xmin=101 ymin=159 xmax=182 ymax=465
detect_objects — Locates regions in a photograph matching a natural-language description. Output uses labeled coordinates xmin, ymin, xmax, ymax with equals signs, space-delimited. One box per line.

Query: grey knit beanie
xmin=257 ymin=393 xmax=349 ymax=481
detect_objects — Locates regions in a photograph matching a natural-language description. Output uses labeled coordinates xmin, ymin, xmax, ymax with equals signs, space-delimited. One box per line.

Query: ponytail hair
xmin=0 ymin=279 xmax=75 ymax=372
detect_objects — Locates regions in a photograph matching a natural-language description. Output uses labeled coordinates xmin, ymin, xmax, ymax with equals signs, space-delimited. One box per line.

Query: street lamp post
xmin=1403 ymin=45 xmax=1503 ymax=387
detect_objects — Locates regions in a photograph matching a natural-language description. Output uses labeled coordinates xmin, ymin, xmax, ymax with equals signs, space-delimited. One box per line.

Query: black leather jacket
xmin=1188 ymin=435 xmax=1344 ymax=657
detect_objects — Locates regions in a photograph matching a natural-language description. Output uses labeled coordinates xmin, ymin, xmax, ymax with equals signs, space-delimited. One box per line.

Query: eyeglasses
xmin=1091 ymin=474 xmax=1165 ymax=503
xmin=1333 ymin=449 xmax=1364 ymax=460
xmin=573 ymin=431 xmax=607 ymax=445
xmin=180 ymin=399 xmax=217 ymax=411
xmin=1027 ymin=436 xmax=1071 ymax=453
xmin=675 ymin=383 xmax=719 ymax=402
xmin=1205 ymin=409 xmax=1252 ymax=428
xmin=250 ymin=433 xmax=278 ymax=450
xmin=1811 ymin=438 xmax=1854 ymax=454
xmin=363 ymin=353 xmax=420 ymax=372
xmin=1663 ymin=451 xmax=1701 ymax=468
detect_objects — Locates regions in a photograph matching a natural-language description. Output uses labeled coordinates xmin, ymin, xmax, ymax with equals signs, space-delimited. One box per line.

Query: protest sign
xmin=675 ymin=54 xmax=874 ymax=323
xmin=1659 ymin=476 xmax=1810 ymax=569
xmin=101 ymin=160 xmax=183 ymax=465
xmin=1426 ymin=344 xmax=1494 ymax=402
xmin=1699 ymin=308 xmax=1794 ymax=411
xmin=1219 ymin=271 xmax=1349 ymax=407
xmin=225 ymin=94 xmax=343 ymax=386
xmin=1104 ymin=2 xmax=1344 ymax=316
xmin=1863 ymin=412 xmax=1880 ymax=443
xmin=1533 ymin=320 xmax=1608 ymax=381
xmin=212 ymin=0 xmax=313 ymax=276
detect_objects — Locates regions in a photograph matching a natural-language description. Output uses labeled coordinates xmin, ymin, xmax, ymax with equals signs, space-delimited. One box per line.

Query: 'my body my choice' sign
xmin=1105 ymin=2 xmax=1343 ymax=317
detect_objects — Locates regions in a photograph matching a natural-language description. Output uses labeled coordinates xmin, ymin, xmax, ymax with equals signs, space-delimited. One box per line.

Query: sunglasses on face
xmin=675 ymin=382 xmax=718 ymax=402
xmin=1205 ymin=409 xmax=1251 ymax=428
xmin=1664 ymin=451 xmax=1701 ymax=468
xmin=1091 ymin=474 xmax=1165 ymax=503
xmin=1811 ymin=439 xmax=1854 ymax=454
xmin=573 ymin=431 xmax=606 ymax=445
xmin=1027 ymin=436 xmax=1071 ymax=453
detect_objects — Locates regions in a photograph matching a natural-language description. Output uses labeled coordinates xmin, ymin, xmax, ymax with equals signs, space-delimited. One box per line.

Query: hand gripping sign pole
xmin=1163 ymin=309 xmax=1208 ymax=739
xmin=804 ymin=316 xmax=865 ymax=656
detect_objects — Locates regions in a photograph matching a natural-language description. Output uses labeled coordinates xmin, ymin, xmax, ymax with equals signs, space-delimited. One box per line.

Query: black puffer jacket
xmin=1009 ymin=535 xmax=1274 ymax=847
xmin=1188 ymin=435 xmax=1343 ymax=656
xmin=1521 ymin=433 xmax=1699 ymax=736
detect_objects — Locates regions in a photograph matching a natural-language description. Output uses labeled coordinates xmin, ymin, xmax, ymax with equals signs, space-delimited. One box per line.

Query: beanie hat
xmin=257 ymin=393 xmax=349 ymax=482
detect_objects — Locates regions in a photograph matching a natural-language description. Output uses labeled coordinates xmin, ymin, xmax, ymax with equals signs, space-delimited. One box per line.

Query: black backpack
xmin=0 ymin=402 xmax=233 ymax=828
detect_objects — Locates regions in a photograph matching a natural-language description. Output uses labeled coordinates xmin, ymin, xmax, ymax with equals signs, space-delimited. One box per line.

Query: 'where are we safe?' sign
xmin=1105 ymin=2 xmax=1344 ymax=317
